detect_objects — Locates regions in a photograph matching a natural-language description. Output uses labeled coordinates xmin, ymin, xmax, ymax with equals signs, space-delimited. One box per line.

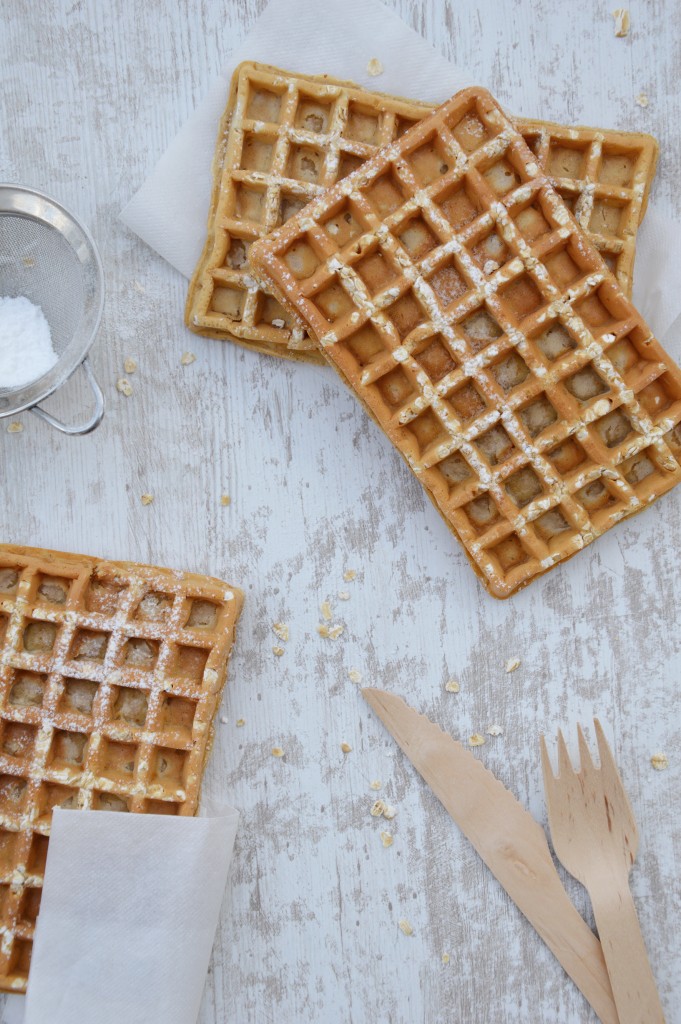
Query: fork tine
xmin=577 ymin=723 xmax=594 ymax=774
xmin=556 ymin=728 xmax=573 ymax=778
xmin=540 ymin=734 xmax=555 ymax=792
xmin=593 ymin=718 xmax=617 ymax=774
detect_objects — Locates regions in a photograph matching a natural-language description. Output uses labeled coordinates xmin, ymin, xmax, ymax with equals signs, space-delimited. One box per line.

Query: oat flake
xmin=367 ymin=57 xmax=384 ymax=77
xmin=343 ymin=569 xmax=357 ymax=582
xmin=348 ymin=668 xmax=362 ymax=683
xmin=487 ymin=724 xmax=503 ymax=737
xmin=445 ymin=679 xmax=460 ymax=693
xmin=7 ymin=422 xmax=23 ymax=434
xmin=612 ymin=7 xmax=630 ymax=36
xmin=236 ymin=718 xmax=245 ymax=727
xmin=369 ymin=780 xmax=382 ymax=791
xmin=398 ymin=919 xmax=413 ymax=936
xmin=341 ymin=742 xmax=352 ymax=753
xmin=140 ymin=493 xmax=154 ymax=506
xmin=380 ymin=831 xmax=393 ymax=848
xmin=272 ymin=645 xmax=285 ymax=657
xmin=271 ymin=747 xmax=284 ymax=757
xmin=469 ymin=734 xmax=486 ymax=747
xmin=272 ymin=622 xmax=289 ymax=642
xmin=123 ymin=357 xmax=137 ymax=374
xmin=220 ymin=494 xmax=231 ymax=506
xmin=181 ymin=352 xmax=196 ymax=366
xmin=651 ymin=752 xmax=668 ymax=771
xmin=116 ymin=377 xmax=132 ymax=397
xmin=505 ymin=657 xmax=521 ymax=673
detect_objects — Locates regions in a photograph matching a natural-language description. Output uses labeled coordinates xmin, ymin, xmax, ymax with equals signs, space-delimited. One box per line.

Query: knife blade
xmin=363 ymin=687 xmax=618 ymax=1024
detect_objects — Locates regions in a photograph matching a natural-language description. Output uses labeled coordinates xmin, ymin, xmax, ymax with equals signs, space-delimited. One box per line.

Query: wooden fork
xmin=541 ymin=720 xmax=665 ymax=1024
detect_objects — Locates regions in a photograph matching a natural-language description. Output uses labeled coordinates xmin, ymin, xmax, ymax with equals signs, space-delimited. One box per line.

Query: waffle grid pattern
xmin=521 ymin=117 xmax=657 ymax=296
xmin=251 ymin=87 xmax=681 ymax=598
xmin=0 ymin=546 xmax=242 ymax=991
xmin=186 ymin=63 xmax=657 ymax=362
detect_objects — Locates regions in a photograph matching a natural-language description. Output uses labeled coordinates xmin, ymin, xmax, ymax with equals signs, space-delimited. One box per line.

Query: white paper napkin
xmin=4 ymin=803 xmax=239 ymax=1024
xmin=120 ymin=0 xmax=681 ymax=354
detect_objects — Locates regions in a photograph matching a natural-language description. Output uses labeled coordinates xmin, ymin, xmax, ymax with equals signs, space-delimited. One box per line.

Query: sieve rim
xmin=0 ymin=183 xmax=105 ymax=417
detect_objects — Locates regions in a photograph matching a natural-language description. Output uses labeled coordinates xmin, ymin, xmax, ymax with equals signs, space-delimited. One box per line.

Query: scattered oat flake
xmin=343 ymin=569 xmax=357 ymax=581
xmin=7 ymin=422 xmax=23 ymax=434
xmin=123 ymin=357 xmax=137 ymax=374
xmin=140 ymin=493 xmax=154 ymax=506
xmin=341 ymin=742 xmax=352 ymax=753
xmin=317 ymin=624 xmax=330 ymax=638
xmin=116 ymin=377 xmax=132 ymax=396
xmin=271 ymin=747 xmax=284 ymax=757
xmin=320 ymin=600 xmax=332 ymax=621
xmin=370 ymin=799 xmax=386 ymax=817
xmin=469 ymin=733 xmax=486 ymax=747
xmin=487 ymin=724 xmax=503 ymax=737
xmin=367 ymin=57 xmax=384 ymax=77
xmin=220 ymin=494 xmax=231 ymax=506
xmin=348 ymin=668 xmax=362 ymax=683
xmin=272 ymin=622 xmax=289 ymax=642
xmin=219 ymin=716 xmax=228 ymax=725
xmin=442 ymin=952 xmax=450 ymax=964
xmin=445 ymin=679 xmax=460 ymax=693
xmin=612 ymin=7 xmax=630 ymax=36
xmin=370 ymin=780 xmax=382 ymax=791
xmin=383 ymin=804 xmax=396 ymax=820
xmin=271 ymin=318 xmax=285 ymax=328
xmin=399 ymin=919 xmax=413 ymax=937
xmin=181 ymin=352 xmax=196 ymax=366
xmin=380 ymin=831 xmax=393 ymax=848
xmin=328 ymin=624 xmax=344 ymax=640
xmin=505 ymin=657 xmax=521 ymax=673
xmin=272 ymin=645 xmax=285 ymax=657
xmin=651 ymin=752 xmax=669 ymax=771
xmin=338 ymin=590 xmax=350 ymax=601
xmin=236 ymin=718 xmax=245 ymax=727
xmin=636 ymin=92 xmax=649 ymax=108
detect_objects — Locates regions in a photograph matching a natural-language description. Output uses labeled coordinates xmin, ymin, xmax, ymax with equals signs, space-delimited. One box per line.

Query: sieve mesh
xmin=0 ymin=214 xmax=85 ymax=356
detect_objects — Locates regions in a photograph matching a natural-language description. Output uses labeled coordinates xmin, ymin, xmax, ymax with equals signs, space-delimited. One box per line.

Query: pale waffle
xmin=186 ymin=62 xmax=657 ymax=363
xmin=0 ymin=545 xmax=243 ymax=992
xmin=250 ymin=86 xmax=681 ymax=599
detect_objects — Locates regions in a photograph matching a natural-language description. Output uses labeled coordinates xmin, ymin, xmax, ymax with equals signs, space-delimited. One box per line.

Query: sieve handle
xmin=30 ymin=358 xmax=104 ymax=435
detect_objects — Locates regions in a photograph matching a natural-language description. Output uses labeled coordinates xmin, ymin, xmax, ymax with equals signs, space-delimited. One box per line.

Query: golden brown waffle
xmin=186 ymin=62 xmax=657 ymax=363
xmin=250 ymin=86 xmax=681 ymax=599
xmin=0 ymin=545 xmax=243 ymax=992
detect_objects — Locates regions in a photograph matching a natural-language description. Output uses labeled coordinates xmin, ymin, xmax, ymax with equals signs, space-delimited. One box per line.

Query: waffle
xmin=0 ymin=545 xmax=243 ymax=992
xmin=186 ymin=62 xmax=657 ymax=363
xmin=250 ymin=86 xmax=681 ymax=599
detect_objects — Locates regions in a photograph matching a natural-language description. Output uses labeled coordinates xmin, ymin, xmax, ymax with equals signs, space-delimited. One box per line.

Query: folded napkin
xmin=120 ymin=0 xmax=681 ymax=353
xmin=3 ymin=803 xmax=238 ymax=1024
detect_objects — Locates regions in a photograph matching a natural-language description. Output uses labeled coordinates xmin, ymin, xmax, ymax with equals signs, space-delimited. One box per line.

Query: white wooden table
xmin=1 ymin=1 xmax=680 ymax=1021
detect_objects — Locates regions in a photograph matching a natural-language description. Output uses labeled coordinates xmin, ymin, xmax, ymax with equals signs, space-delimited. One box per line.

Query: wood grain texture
xmin=1 ymin=1 xmax=679 ymax=1022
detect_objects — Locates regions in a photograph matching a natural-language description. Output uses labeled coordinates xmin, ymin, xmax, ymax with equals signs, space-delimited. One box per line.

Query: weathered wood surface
xmin=1 ymin=0 xmax=679 ymax=1021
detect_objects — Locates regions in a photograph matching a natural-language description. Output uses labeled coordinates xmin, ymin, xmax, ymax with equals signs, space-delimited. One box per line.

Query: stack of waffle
xmin=187 ymin=63 xmax=681 ymax=598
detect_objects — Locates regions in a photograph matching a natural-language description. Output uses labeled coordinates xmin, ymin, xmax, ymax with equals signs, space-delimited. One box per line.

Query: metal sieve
xmin=0 ymin=184 xmax=104 ymax=434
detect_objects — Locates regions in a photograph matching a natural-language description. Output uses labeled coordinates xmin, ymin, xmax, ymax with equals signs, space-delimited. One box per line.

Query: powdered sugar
xmin=0 ymin=295 xmax=58 ymax=388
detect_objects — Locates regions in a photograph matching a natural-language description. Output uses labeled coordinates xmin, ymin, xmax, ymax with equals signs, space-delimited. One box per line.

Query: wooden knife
xmin=362 ymin=687 xmax=619 ymax=1024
